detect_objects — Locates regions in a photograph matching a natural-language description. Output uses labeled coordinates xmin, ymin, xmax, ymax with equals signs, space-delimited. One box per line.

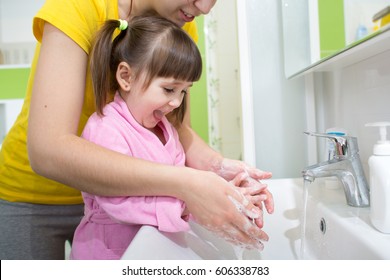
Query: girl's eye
xmin=164 ymin=88 xmax=175 ymax=94
xmin=163 ymin=87 xmax=188 ymax=95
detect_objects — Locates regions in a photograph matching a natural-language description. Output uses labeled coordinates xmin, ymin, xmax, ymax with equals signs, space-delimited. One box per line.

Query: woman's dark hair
xmin=90 ymin=15 xmax=202 ymax=124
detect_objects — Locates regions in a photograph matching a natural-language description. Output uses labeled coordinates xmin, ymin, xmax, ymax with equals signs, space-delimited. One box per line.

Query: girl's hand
xmin=231 ymin=172 xmax=274 ymax=214
xmin=212 ymin=158 xmax=273 ymax=182
xmin=229 ymin=172 xmax=274 ymax=228
xmin=215 ymin=158 xmax=275 ymax=220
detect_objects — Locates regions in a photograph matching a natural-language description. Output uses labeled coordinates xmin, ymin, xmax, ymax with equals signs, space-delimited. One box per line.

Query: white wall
xmin=205 ymin=0 xmax=243 ymax=160
xmin=238 ymin=0 xmax=307 ymax=178
xmin=0 ymin=0 xmax=45 ymax=43
xmin=312 ymin=49 xmax=390 ymax=178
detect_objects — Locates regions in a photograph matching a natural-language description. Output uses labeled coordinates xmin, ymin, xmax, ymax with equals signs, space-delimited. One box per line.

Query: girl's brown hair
xmin=90 ymin=15 xmax=202 ymax=123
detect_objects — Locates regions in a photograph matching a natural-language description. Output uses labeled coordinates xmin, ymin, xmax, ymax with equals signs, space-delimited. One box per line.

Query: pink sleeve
xmin=170 ymin=123 xmax=186 ymax=166
xmin=95 ymin=196 xmax=190 ymax=232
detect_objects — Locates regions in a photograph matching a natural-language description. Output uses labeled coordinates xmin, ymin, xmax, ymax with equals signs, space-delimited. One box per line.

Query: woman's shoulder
xmin=33 ymin=0 xmax=118 ymax=53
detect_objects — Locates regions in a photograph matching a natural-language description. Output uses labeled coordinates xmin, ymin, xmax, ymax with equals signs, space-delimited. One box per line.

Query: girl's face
xmin=144 ymin=0 xmax=217 ymax=27
xmin=126 ymin=76 xmax=192 ymax=129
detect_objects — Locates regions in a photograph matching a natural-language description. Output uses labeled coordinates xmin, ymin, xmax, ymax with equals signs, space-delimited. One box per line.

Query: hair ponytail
xmin=90 ymin=20 xmax=127 ymax=115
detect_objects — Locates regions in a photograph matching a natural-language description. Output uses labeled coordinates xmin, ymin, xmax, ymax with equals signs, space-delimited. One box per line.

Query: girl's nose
xmin=169 ymin=96 xmax=183 ymax=108
xmin=194 ymin=0 xmax=217 ymax=15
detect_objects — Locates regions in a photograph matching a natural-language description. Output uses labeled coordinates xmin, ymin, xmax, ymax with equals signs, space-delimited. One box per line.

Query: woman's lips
xmin=180 ymin=9 xmax=195 ymax=22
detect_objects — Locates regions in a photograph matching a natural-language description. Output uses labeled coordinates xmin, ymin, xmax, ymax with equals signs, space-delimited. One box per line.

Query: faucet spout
xmin=302 ymin=133 xmax=370 ymax=207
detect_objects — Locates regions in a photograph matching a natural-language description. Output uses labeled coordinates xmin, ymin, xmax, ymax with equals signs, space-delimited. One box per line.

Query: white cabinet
xmin=0 ymin=0 xmax=44 ymax=145
xmin=0 ymin=99 xmax=23 ymax=146
xmin=297 ymin=25 xmax=390 ymax=77
xmin=0 ymin=0 xmax=45 ymax=66
xmin=281 ymin=0 xmax=390 ymax=78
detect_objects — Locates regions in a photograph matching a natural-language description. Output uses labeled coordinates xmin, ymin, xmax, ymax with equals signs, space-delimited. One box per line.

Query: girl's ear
xmin=116 ymin=62 xmax=132 ymax=91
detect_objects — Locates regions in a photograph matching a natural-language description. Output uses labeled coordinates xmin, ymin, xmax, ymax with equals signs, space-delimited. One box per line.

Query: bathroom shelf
xmin=0 ymin=64 xmax=30 ymax=69
xmin=291 ymin=25 xmax=390 ymax=78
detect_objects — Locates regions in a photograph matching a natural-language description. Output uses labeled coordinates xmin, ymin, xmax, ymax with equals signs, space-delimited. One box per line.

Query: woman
xmin=0 ymin=0 xmax=273 ymax=259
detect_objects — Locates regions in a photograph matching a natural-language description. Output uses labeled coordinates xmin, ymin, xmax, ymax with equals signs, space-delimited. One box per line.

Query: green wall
xmin=0 ymin=67 xmax=29 ymax=99
xmin=318 ymin=0 xmax=346 ymax=58
xmin=190 ymin=16 xmax=209 ymax=143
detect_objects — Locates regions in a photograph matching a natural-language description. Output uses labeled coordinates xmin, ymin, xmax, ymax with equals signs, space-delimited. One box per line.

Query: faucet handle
xmin=304 ymin=131 xmax=358 ymax=158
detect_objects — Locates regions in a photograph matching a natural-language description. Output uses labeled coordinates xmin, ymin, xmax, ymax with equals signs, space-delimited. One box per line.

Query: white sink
xmin=302 ymin=178 xmax=390 ymax=259
xmin=121 ymin=178 xmax=390 ymax=260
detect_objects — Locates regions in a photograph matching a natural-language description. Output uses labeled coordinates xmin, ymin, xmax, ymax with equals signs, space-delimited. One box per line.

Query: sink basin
xmin=121 ymin=178 xmax=390 ymax=260
xmin=302 ymin=178 xmax=390 ymax=259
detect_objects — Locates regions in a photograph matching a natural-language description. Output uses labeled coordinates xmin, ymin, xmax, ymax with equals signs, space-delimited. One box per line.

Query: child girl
xmin=70 ymin=15 xmax=204 ymax=259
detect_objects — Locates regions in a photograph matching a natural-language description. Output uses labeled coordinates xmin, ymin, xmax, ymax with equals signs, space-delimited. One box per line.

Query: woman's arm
xmin=28 ymin=23 xmax=189 ymax=197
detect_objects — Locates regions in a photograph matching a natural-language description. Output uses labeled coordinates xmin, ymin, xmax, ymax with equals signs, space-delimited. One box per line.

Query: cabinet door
xmin=0 ymin=0 xmax=45 ymax=66
xmin=0 ymin=99 xmax=23 ymax=145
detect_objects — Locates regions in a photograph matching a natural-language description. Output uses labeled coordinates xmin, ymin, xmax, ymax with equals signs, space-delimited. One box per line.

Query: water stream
xmin=299 ymin=180 xmax=310 ymax=259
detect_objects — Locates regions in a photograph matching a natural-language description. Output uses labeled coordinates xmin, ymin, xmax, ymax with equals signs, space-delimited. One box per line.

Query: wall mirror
xmin=281 ymin=0 xmax=390 ymax=78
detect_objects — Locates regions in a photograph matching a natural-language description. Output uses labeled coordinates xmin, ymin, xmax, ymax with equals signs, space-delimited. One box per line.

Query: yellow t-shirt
xmin=0 ymin=0 xmax=198 ymax=205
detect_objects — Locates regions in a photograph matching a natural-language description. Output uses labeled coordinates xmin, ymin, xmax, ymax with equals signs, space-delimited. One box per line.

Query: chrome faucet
xmin=302 ymin=132 xmax=370 ymax=207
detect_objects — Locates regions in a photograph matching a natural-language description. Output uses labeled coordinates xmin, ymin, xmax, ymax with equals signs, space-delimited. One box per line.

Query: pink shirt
xmin=70 ymin=93 xmax=189 ymax=260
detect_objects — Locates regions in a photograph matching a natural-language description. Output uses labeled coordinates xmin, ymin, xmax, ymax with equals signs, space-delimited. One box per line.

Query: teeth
xmin=183 ymin=11 xmax=193 ymax=18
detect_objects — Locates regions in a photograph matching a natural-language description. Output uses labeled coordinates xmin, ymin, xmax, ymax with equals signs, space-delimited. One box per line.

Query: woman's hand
xmin=183 ymin=170 xmax=269 ymax=250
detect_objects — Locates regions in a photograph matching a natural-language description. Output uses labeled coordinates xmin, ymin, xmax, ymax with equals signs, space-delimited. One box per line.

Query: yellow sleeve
xmin=182 ymin=21 xmax=199 ymax=44
xmin=33 ymin=0 xmax=118 ymax=54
